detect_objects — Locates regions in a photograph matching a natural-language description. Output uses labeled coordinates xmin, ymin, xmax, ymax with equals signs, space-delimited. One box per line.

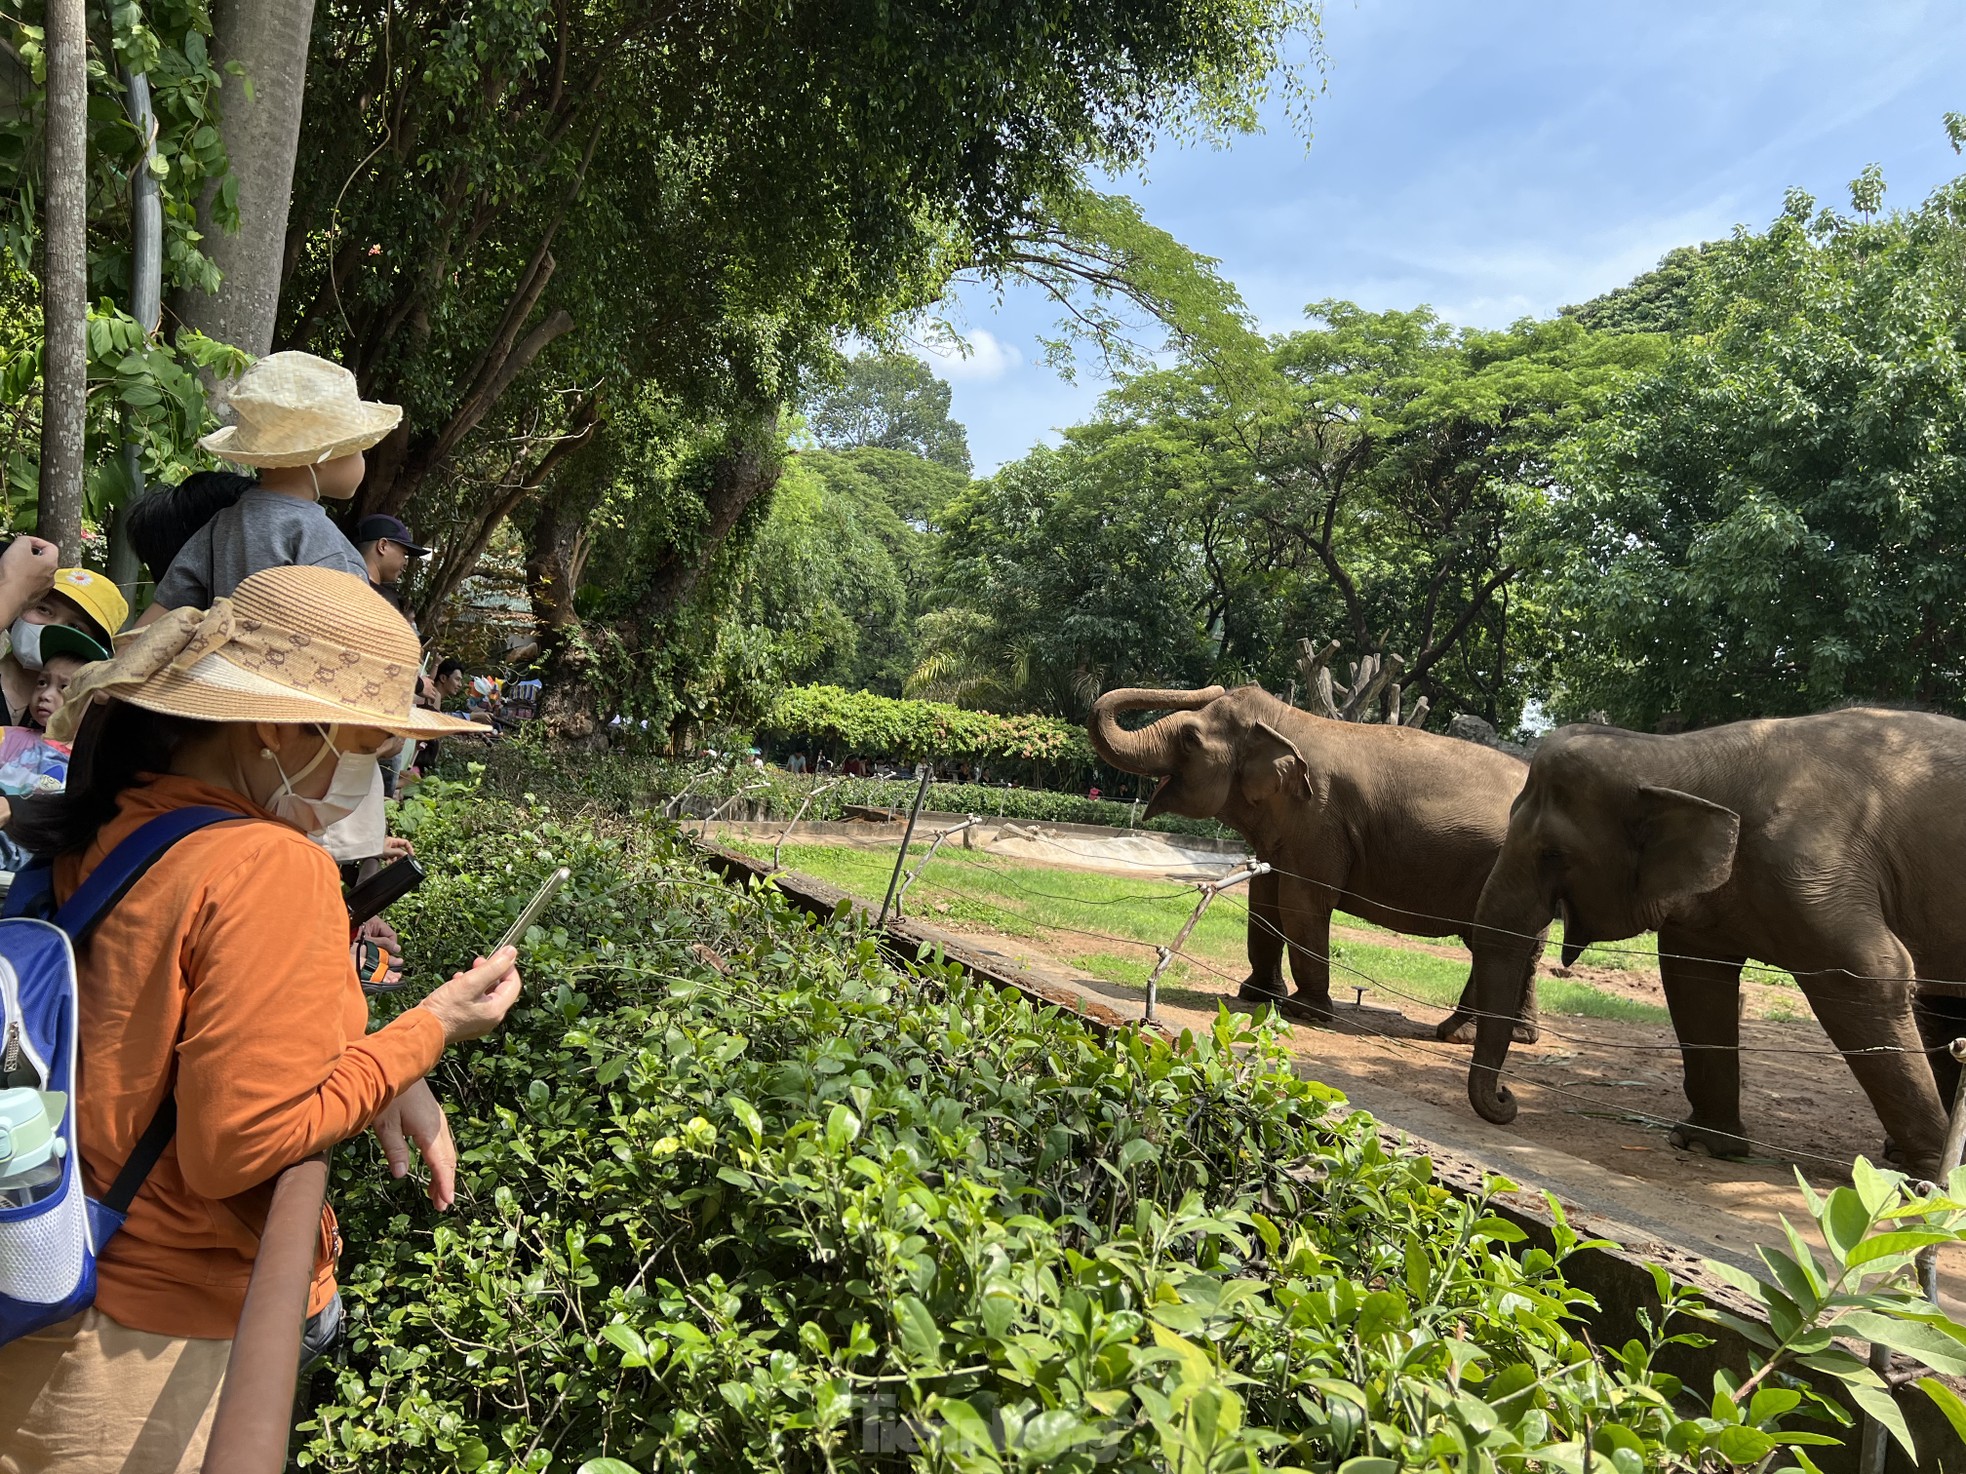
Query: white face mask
xmin=266 ymin=727 xmax=380 ymax=835
xmin=8 ymin=618 xmax=48 ymax=671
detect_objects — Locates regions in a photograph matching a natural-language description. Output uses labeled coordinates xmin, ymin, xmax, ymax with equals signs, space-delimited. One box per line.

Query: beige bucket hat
xmin=198 ymin=352 xmax=403 ymax=468
xmin=49 ymin=566 xmax=484 ymax=743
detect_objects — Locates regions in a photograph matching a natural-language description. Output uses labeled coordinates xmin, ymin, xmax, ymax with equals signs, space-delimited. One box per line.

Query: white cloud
xmin=917 ymin=328 xmax=1023 ymax=382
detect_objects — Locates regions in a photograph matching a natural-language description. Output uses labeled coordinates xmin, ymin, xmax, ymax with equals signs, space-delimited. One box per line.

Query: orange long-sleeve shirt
xmin=56 ymin=775 xmax=445 ymax=1339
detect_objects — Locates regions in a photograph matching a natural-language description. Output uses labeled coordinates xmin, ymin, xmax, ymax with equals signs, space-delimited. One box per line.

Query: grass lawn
xmin=723 ymin=837 xmax=1670 ymax=1024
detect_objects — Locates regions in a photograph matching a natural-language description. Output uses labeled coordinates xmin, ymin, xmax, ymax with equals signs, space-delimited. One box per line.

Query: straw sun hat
xmin=48 ymin=566 xmax=484 ymax=744
xmin=198 ymin=352 xmax=403 ymax=469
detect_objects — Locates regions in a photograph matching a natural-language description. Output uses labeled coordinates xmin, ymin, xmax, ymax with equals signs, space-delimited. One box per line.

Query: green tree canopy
xmin=920 ymin=303 xmax=1661 ymax=727
xmin=803 ymin=353 xmax=971 ymax=472
xmin=1540 ymin=174 xmax=1966 ymax=728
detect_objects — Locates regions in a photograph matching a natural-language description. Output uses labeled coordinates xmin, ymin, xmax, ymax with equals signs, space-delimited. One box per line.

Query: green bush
xmin=294 ymin=777 xmax=1963 ymax=1472
xmin=762 ymin=684 xmax=1091 ymax=769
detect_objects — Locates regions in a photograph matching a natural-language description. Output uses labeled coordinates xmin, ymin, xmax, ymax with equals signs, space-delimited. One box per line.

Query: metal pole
xmin=1141 ymin=862 xmax=1269 ymax=1026
xmin=877 ymin=765 xmax=933 ymax=926
xmin=107 ymin=6 xmax=162 ymax=598
xmin=1915 ymin=1037 xmax=1966 ymax=1304
xmin=891 ymin=816 xmax=981 ymax=918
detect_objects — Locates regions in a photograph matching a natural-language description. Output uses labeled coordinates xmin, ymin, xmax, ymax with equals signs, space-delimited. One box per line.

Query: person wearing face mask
xmin=0 ymin=566 xmax=126 ymax=728
xmin=0 ymin=566 xmax=518 ymax=1474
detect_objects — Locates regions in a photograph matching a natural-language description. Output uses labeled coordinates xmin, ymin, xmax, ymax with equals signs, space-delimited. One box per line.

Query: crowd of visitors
xmin=0 ymin=351 xmax=535 ymax=1473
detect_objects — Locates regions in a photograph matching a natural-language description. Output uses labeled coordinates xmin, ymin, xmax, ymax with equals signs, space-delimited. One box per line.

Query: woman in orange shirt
xmin=0 ymin=566 xmax=523 ymax=1474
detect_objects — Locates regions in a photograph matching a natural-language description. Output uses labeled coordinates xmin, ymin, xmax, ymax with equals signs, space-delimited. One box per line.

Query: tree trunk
xmin=36 ymin=0 xmax=87 ymax=562
xmin=173 ymin=0 xmax=318 ymax=359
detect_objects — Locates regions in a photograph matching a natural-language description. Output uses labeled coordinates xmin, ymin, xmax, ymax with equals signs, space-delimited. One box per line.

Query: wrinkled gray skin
xmin=1463 ymin=711 xmax=1966 ymax=1181
xmin=1089 ymin=685 xmax=1540 ymax=1040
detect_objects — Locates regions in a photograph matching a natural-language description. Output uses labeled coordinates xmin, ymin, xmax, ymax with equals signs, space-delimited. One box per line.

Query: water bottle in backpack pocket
xmin=0 ymin=807 xmax=244 ymax=1346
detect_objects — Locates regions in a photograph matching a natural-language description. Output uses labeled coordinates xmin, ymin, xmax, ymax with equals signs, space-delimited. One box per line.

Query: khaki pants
xmin=0 ymin=1309 xmax=229 ymax=1474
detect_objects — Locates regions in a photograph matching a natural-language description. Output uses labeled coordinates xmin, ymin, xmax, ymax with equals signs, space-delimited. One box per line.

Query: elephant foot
xmin=1278 ymin=990 xmax=1335 ymax=1024
xmin=1236 ymin=977 xmax=1289 ymax=1006
xmin=1436 ymin=1011 xmax=1477 ymax=1045
xmin=1437 ymin=1013 xmax=1537 ymax=1045
xmin=1667 ymin=1119 xmax=1750 ymax=1160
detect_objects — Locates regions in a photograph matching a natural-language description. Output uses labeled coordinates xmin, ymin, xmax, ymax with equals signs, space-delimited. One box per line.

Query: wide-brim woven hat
xmin=48 ymin=566 xmax=485 ymax=743
xmin=198 ymin=351 xmax=403 ymax=469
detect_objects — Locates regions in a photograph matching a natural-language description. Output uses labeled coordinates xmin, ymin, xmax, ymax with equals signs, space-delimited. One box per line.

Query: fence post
xmin=1915 ymin=1038 xmax=1966 ymax=1305
xmin=773 ymin=776 xmax=844 ymax=870
xmin=1141 ymin=862 xmax=1270 ymax=1027
xmin=891 ymin=815 xmax=982 ymax=918
xmin=878 ymin=766 xmax=934 ymax=925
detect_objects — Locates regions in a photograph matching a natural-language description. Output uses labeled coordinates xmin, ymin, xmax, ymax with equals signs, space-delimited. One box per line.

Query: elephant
xmin=1461 ymin=710 xmax=1966 ymax=1182
xmin=1088 ymin=684 xmax=1539 ymax=1037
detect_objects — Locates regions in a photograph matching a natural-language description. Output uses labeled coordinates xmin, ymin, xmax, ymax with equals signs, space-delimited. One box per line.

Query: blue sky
xmin=921 ymin=0 xmax=1966 ymax=475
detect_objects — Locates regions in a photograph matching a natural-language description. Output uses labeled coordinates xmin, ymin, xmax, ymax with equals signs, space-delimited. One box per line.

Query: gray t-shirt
xmin=153 ymin=489 xmax=367 ymax=608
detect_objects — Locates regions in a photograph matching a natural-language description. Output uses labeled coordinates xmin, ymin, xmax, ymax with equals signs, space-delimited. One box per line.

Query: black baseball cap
xmin=354 ymin=513 xmax=431 ymax=557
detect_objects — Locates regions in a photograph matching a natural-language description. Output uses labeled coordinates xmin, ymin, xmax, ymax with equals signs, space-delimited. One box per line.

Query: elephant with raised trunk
xmin=1089 ymin=684 xmax=1539 ymax=1037
xmin=1461 ymin=710 xmax=1966 ymax=1182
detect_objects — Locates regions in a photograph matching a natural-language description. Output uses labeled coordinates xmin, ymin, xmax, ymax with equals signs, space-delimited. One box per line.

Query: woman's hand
xmin=382 ymin=835 xmax=415 ymax=862
xmin=0 ymin=535 xmax=58 ymax=627
xmin=371 ymin=1079 xmax=457 ymax=1210
xmin=416 ymin=947 xmax=522 ymax=1044
xmin=355 ymin=915 xmax=404 ymax=988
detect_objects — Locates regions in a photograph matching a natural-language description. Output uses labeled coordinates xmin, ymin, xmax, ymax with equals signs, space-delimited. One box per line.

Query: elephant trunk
xmin=1465 ymin=853 xmax=1551 ymax=1125
xmin=1087 ymin=686 xmax=1227 ymax=776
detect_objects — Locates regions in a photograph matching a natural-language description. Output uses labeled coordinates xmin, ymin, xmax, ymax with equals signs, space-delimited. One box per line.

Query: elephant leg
xmin=1235 ymin=867 xmax=1288 ymax=1004
xmin=1276 ymin=873 xmax=1335 ymax=1021
xmin=1656 ymin=933 xmax=1750 ymax=1160
xmin=1438 ymin=929 xmax=1546 ymax=1046
xmin=1794 ymin=933 xmax=1947 ymax=1182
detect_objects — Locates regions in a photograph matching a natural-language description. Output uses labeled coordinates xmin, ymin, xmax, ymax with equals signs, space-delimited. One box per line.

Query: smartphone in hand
xmin=494 ymin=867 xmax=569 ymax=955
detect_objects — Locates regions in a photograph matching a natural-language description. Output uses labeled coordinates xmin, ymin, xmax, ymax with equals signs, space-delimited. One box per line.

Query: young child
xmin=24 ymin=624 xmax=107 ymax=731
xmin=137 ymin=351 xmax=401 ymax=624
xmin=1 ymin=566 xmax=128 ymax=725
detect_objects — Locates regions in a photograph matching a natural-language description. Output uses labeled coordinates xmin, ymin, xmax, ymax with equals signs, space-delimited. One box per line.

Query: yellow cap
xmin=50 ymin=567 xmax=129 ymax=643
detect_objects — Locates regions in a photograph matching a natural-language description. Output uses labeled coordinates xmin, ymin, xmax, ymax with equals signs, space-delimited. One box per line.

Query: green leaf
xmin=825 ymin=1103 xmax=861 ymax=1152
xmin=577 ymin=1462 xmax=641 ymax=1474
xmin=932 ymin=1396 xmax=1000 ymax=1454
xmin=1915 ymin=1376 xmax=1966 ymax=1444
xmin=1748 ymin=1387 xmax=1802 ymax=1425
xmin=892 ymin=1294 xmax=942 ymax=1365
xmin=1821 ymin=1187 xmax=1873 ymax=1264
xmin=1841 ymin=1378 xmax=1915 ymax=1460
xmin=1845 ymin=1230 xmax=1958 ymax=1268
xmin=1712 ymin=1424 xmax=1776 ymax=1463
xmin=1836 ymin=1310 xmax=1966 ymax=1375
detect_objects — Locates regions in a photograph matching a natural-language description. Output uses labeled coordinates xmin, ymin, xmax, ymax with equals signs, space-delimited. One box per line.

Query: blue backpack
xmin=0 ymin=807 xmax=243 ymax=1345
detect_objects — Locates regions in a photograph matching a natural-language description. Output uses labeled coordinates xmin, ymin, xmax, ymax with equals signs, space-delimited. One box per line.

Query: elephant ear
xmin=1241 ymin=720 xmax=1315 ymax=802
xmin=1631 ymin=785 xmax=1739 ymax=920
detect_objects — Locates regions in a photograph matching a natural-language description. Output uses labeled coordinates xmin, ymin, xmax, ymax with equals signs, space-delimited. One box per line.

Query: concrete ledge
xmin=697 ymin=840 xmax=1962 ymax=1471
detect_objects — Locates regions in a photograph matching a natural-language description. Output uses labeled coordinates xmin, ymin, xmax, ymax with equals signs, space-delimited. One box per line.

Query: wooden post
xmin=878 ymin=766 xmax=933 ymax=925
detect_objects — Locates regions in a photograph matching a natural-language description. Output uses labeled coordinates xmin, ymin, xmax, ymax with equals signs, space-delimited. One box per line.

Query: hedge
xmin=760 ymin=685 xmax=1091 ymax=766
